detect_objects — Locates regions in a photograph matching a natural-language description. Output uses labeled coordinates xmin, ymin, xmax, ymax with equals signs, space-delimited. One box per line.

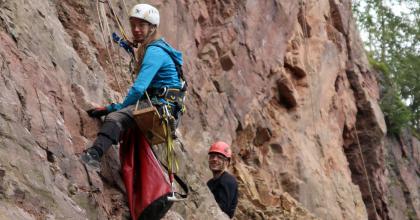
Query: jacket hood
xmin=149 ymin=38 xmax=183 ymax=65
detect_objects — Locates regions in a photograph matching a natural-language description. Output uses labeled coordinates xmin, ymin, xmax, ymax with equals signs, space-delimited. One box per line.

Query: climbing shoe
xmin=80 ymin=147 xmax=101 ymax=170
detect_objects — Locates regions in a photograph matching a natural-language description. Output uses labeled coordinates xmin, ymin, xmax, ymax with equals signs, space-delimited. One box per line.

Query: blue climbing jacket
xmin=107 ymin=38 xmax=183 ymax=112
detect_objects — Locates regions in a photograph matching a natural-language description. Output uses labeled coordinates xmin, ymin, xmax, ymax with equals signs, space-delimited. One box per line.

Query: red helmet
xmin=208 ymin=141 xmax=232 ymax=158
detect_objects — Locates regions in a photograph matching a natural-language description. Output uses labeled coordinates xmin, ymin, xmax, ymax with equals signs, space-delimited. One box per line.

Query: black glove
xmin=86 ymin=107 xmax=109 ymax=118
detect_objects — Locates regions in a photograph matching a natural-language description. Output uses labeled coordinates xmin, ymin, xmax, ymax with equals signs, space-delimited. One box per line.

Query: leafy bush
xmin=380 ymin=87 xmax=412 ymax=135
xmin=353 ymin=0 xmax=419 ymax=135
xmin=368 ymin=55 xmax=412 ymax=135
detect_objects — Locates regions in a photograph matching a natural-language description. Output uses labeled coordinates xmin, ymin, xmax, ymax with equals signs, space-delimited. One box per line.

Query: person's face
xmin=130 ymin=18 xmax=154 ymax=44
xmin=208 ymin=153 xmax=228 ymax=172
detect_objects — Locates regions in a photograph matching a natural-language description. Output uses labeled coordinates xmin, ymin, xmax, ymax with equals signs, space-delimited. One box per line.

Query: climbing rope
xmin=299 ymin=0 xmax=379 ymax=218
xmin=96 ymin=0 xmax=124 ymax=97
xmin=104 ymin=0 xmax=138 ymax=88
xmin=353 ymin=124 xmax=380 ymax=219
xmin=101 ymin=3 xmax=116 ymax=53
xmin=105 ymin=0 xmax=130 ymax=41
xmin=121 ymin=0 xmax=129 ymax=17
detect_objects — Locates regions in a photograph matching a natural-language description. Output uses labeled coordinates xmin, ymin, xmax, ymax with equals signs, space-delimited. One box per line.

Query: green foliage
xmin=395 ymin=53 xmax=420 ymax=128
xmin=352 ymin=0 xmax=420 ymax=135
xmin=380 ymin=83 xmax=412 ymax=134
xmin=367 ymin=53 xmax=389 ymax=75
xmin=411 ymin=128 xmax=420 ymax=139
xmin=368 ymin=54 xmax=412 ymax=134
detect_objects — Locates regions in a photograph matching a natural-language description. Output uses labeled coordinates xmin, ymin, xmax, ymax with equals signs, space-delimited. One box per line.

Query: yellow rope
xmin=106 ymin=0 xmax=130 ymax=41
xmin=163 ymin=106 xmax=179 ymax=174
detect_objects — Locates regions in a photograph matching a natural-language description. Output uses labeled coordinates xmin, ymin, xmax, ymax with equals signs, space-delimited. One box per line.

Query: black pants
xmin=92 ymin=104 xmax=137 ymax=155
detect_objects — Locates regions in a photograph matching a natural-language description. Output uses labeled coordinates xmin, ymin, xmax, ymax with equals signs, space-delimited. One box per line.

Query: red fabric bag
xmin=119 ymin=129 xmax=173 ymax=220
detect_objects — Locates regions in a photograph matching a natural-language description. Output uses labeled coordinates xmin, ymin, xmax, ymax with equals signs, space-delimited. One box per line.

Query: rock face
xmin=0 ymin=0 xmax=418 ymax=220
xmin=382 ymin=133 xmax=420 ymax=220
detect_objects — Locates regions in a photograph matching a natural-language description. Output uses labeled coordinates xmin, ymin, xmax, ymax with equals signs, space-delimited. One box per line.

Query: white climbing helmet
xmin=130 ymin=4 xmax=160 ymax=26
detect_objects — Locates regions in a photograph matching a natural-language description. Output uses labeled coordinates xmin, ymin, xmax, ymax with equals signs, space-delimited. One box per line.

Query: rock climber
xmin=81 ymin=3 xmax=184 ymax=168
xmin=207 ymin=141 xmax=238 ymax=218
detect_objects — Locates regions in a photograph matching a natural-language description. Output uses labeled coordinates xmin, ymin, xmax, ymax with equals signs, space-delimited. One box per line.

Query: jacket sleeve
xmin=107 ymin=46 xmax=165 ymax=112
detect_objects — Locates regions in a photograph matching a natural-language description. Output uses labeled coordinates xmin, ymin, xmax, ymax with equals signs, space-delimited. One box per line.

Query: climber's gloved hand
xmin=86 ymin=107 xmax=109 ymax=118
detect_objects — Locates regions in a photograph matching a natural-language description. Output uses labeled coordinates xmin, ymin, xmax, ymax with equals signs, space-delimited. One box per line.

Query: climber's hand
xmin=87 ymin=107 xmax=109 ymax=118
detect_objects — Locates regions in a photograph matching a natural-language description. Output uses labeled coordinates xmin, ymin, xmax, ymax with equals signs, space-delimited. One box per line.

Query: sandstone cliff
xmin=0 ymin=0 xmax=418 ymax=220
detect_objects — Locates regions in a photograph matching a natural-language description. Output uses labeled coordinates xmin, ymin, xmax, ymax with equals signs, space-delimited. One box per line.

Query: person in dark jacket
xmin=207 ymin=141 xmax=238 ymax=218
xmin=81 ymin=3 xmax=184 ymax=169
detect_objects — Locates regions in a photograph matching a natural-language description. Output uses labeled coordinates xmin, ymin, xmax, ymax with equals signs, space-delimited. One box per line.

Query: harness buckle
xmin=157 ymin=87 xmax=167 ymax=98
